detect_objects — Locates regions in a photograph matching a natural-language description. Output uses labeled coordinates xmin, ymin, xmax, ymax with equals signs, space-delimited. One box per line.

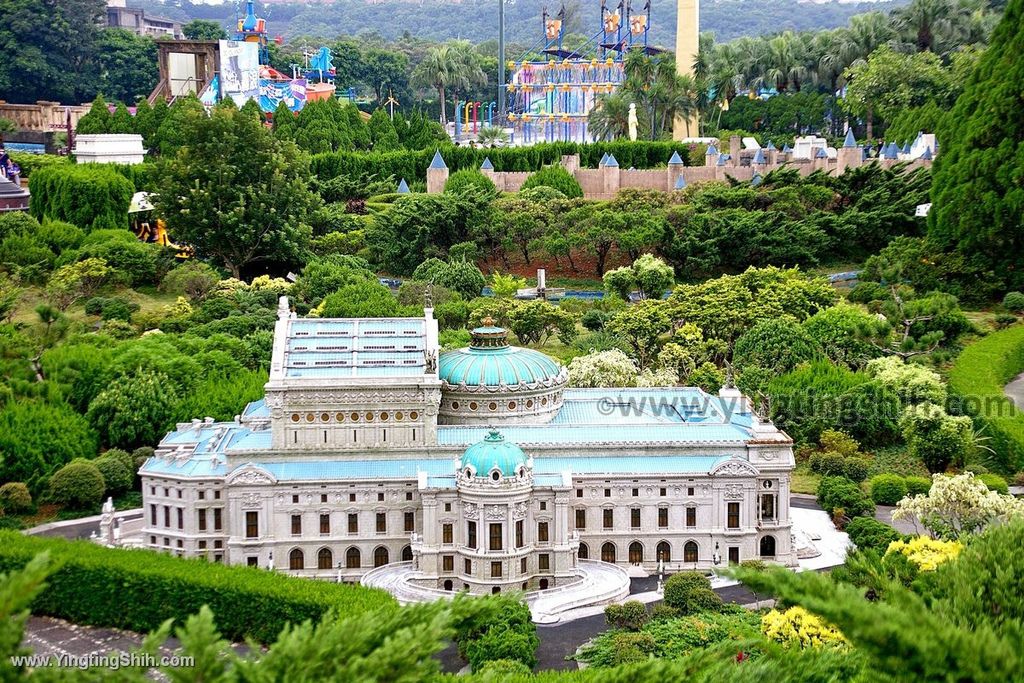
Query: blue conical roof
xmin=674 ymin=175 xmax=687 ymax=190
xmin=843 ymin=130 xmax=857 ymax=148
xmin=706 ymin=143 xmax=718 ymax=156
xmin=429 ymin=150 xmax=447 ymax=169
xmin=901 ymin=143 xmax=911 ymax=154
xmin=751 ymin=173 xmax=763 ymax=187
xmin=668 ymin=151 xmax=684 ymax=165
xmin=766 ymin=141 xmax=776 ymax=151
xmin=883 ymin=143 xmax=898 ymax=160
xmin=752 ymin=148 xmax=766 ymax=165
xmin=599 ymin=153 xmax=609 ymax=166
xmin=397 ymin=178 xmax=410 ymax=193
xmin=815 ymin=148 xmax=827 ymax=159
xmin=920 ymin=147 xmax=933 ymax=160
xmin=480 ymin=157 xmax=494 ymax=170
xmin=717 ymin=153 xmax=729 ymax=166
xmin=605 ymin=154 xmax=619 ymax=168
xmin=782 ymin=144 xmax=792 ymax=153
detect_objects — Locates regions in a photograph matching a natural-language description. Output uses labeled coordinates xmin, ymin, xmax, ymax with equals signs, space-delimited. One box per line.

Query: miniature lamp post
xmin=713 ymin=542 xmax=721 ymax=566
xmin=656 ymin=549 xmax=665 ymax=593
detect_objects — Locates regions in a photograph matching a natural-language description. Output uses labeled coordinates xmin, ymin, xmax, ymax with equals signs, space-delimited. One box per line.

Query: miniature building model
xmin=140 ymin=299 xmax=797 ymax=604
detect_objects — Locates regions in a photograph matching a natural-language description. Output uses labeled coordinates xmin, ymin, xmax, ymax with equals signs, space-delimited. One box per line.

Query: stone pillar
xmin=729 ymin=136 xmax=741 ymax=166
xmin=836 ymin=146 xmax=860 ymax=175
xmin=561 ymin=154 xmax=580 ymax=174
xmin=602 ymin=154 xmax=620 ymax=197
xmin=426 ymin=150 xmax=449 ymax=194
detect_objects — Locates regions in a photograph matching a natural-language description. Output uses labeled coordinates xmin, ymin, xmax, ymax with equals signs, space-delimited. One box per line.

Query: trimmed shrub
xmin=93 ymin=454 xmax=134 ymax=496
xmin=520 ymin=165 xmax=583 ymax=198
xmin=0 ymin=482 xmax=32 ymax=513
xmin=444 ymin=169 xmax=496 ymax=195
xmin=977 ymin=472 xmax=1009 ymax=494
xmin=733 ymin=318 xmax=821 ymax=374
xmin=810 ymin=452 xmax=847 ymax=477
xmin=29 ymin=164 xmax=134 ymax=231
xmin=818 ymin=476 xmax=875 ymax=518
xmin=843 ymin=456 xmax=871 ymax=483
xmin=663 ymin=571 xmax=712 ymax=611
xmin=679 ymin=587 xmax=724 ymax=615
xmin=49 ymin=459 xmax=106 ymax=509
xmin=1003 ymin=291 xmax=1024 ymax=313
xmin=904 ymin=475 xmax=932 ymax=496
xmin=869 ymin=474 xmax=909 ymax=505
xmin=0 ymin=531 xmax=394 ymax=644
xmin=605 ymin=600 xmax=650 ymax=631
xmin=846 ymin=517 xmax=902 ymax=553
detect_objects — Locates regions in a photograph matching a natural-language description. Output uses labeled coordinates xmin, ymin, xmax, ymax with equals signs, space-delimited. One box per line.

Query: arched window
xmin=373 ymin=546 xmax=389 ymax=567
xmin=601 ymin=542 xmax=616 ymax=564
xmin=656 ymin=541 xmax=671 ymax=563
xmin=317 ymin=547 xmax=333 ymax=570
xmin=443 ymin=579 xmax=453 ymax=591
xmin=345 ymin=547 xmax=361 ymax=569
xmin=628 ymin=541 xmax=643 ymax=564
xmin=684 ymin=541 xmax=699 ymax=564
xmin=491 ymin=586 xmax=501 ymax=594
xmin=401 ymin=545 xmax=413 ymax=562
xmin=578 ymin=542 xmax=589 ymax=559
xmin=289 ymin=548 xmax=304 ymax=570
xmin=539 ymin=578 xmax=549 ymax=590
xmin=760 ymin=535 xmax=777 ymax=557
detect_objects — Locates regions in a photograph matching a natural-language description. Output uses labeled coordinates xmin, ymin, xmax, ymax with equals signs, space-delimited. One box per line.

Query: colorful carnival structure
xmin=506 ymin=0 xmax=661 ymax=143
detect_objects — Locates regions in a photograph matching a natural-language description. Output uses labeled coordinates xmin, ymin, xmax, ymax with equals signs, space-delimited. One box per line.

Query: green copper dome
xmin=460 ymin=430 xmax=527 ymax=478
xmin=439 ymin=322 xmax=565 ymax=388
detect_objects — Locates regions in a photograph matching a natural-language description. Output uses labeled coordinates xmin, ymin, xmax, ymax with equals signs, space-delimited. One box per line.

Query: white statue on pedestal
xmin=627 ymin=103 xmax=638 ymax=141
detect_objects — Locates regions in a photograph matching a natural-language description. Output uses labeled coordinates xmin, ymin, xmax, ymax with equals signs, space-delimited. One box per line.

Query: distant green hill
xmin=132 ymin=0 xmax=907 ymax=45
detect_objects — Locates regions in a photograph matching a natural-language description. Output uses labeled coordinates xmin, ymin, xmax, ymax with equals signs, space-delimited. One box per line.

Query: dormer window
xmin=490 ymin=470 xmax=501 ymax=482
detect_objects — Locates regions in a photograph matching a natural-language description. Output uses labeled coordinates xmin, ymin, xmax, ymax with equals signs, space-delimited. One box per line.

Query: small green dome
xmin=439 ymin=323 xmax=564 ymax=388
xmin=460 ymin=430 xmax=527 ymax=478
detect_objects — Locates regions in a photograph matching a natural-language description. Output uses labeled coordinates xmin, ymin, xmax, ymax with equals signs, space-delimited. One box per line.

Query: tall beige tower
xmin=673 ymin=0 xmax=700 ymax=140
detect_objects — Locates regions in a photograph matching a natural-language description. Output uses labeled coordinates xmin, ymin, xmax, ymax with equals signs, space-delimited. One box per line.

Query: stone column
xmin=602 ymin=154 xmax=620 ymax=197
xmin=729 ymin=136 xmax=741 ymax=166
xmin=426 ymin=150 xmax=449 ymax=194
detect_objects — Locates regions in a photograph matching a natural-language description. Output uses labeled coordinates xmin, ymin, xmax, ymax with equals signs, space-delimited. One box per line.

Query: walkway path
xmin=1005 ymin=371 xmax=1024 ymax=411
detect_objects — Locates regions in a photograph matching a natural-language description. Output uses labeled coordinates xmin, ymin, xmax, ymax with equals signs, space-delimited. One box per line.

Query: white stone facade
xmin=139 ymin=299 xmax=796 ymax=596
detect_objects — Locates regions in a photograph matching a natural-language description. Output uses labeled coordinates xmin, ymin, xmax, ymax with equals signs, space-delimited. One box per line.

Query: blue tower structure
xmin=235 ymin=0 xmax=269 ymax=65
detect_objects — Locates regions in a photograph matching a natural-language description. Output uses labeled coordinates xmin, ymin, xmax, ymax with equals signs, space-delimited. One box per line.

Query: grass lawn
xmin=792 ymin=467 xmax=820 ymax=495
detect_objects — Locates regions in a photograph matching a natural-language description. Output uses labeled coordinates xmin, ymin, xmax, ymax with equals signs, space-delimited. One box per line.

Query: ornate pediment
xmin=710 ymin=458 xmax=759 ymax=477
xmin=226 ymin=463 xmax=278 ymax=486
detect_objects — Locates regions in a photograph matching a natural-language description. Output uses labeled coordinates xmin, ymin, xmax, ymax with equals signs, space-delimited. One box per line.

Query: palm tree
xmin=411 ymin=41 xmax=487 ymax=127
xmin=588 ymin=93 xmax=635 ymax=140
xmin=893 ymin=0 xmax=956 ymax=52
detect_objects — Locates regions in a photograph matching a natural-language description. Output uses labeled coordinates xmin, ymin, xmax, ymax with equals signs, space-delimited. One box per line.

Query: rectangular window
xmin=515 ymin=520 xmax=524 ymax=548
xmin=404 ymin=511 xmax=415 ymax=532
xmin=150 ymin=504 xmax=157 ymax=526
xmin=320 ymin=513 xmax=330 ymax=535
xmin=467 ymin=521 xmax=477 ymax=549
xmin=686 ymin=506 xmax=696 ymax=527
xmin=198 ymin=490 xmax=205 ymax=500
xmin=442 ymin=555 xmax=454 ymax=572
xmin=348 ymin=513 xmax=358 ymax=534
xmin=197 ymin=509 xmax=207 ymax=532
xmin=247 ymin=557 xmax=258 ymax=567
xmin=604 ymin=488 xmax=611 ymax=498
xmin=163 ymin=506 xmax=170 ymax=527
xmin=349 ymin=493 xmax=356 ymax=503
xmin=198 ymin=540 xmax=206 ymax=550
xmin=292 ymin=494 xmax=299 ymax=504
xmin=660 ymin=487 xmax=667 ymax=497
xmin=539 ymin=553 xmax=550 ymax=571
xmin=490 ymin=561 xmax=502 ymax=578
xmin=245 ymin=511 xmax=258 ymax=538
xmin=464 ymin=558 xmax=472 ymax=574
xmin=537 ymin=521 xmax=549 ymax=542
xmin=442 ymin=523 xmax=453 ymax=544
xmin=521 ymin=557 xmax=527 ymax=573
xmin=406 ymin=491 xmax=413 ymax=501
xmin=658 ymin=507 xmax=669 ymax=528
xmin=444 ymin=502 xmax=452 ymax=512
xmin=687 ymin=487 xmax=695 ymax=496
xmin=728 ymin=546 xmax=740 ymax=564
xmin=576 ymin=489 xmax=583 ymax=498
xmin=603 ymin=509 xmax=613 ymax=529
xmin=632 ymin=488 xmax=639 ymax=497
xmin=761 ymin=494 xmax=776 ymax=521
xmin=213 ymin=508 xmax=222 ymax=531
xmin=176 ymin=507 xmax=184 ymax=528
xmin=377 ymin=492 xmax=384 ymax=502
xmin=376 ymin=512 xmax=386 ymax=533
xmin=575 ymin=509 xmax=586 ymax=529
xmin=321 ymin=493 xmax=328 ymax=503
xmin=540 ymin=501 xmax=547 ymax=511
xmin=291 ymin=514 xmax=302 ymax=535
xmin=727 ymin=502 xmax=740 ymax=529
xmin=489 ymin=523 xmax=503 ymax=551
xmin=214 ymin=490 xmax=220 ymax=500
xmin=631 ymin=508 xmax=641 ymax=529
xmin=214 ymin=554 xmax=223 ymax=563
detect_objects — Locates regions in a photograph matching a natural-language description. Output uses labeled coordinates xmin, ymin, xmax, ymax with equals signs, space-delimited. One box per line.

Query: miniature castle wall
xmin=425 ymin=135 xmax=934 ymax=200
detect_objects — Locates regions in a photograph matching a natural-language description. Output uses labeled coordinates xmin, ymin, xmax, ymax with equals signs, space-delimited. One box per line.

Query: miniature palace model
xmin=139 ymin=299 xmax=796 ymax=610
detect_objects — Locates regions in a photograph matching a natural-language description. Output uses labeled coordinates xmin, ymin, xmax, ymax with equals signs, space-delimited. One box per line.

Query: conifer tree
xmin=368 ymin=108 xmax=400 ymax=151
xmin=929 ymin=0 xmax=1024 ymax=293
xmin=75 ymin=95 xmax=112 ymax=134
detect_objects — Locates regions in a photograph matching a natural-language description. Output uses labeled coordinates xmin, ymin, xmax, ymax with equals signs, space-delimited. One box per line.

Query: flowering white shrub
xmin=892 ymin=471 xmax=1024 ymax=539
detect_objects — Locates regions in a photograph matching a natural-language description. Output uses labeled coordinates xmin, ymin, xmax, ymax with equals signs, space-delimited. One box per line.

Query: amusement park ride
xmin=503 ymin=0 xmax=660 ymax=143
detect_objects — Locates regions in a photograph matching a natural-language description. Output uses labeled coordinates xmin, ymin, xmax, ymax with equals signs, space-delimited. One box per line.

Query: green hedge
xmin=948 ymin=324 xmax=1024 ymax=473
xmin=8 ymin=152 xmax=69 ymax=178
xmin=310 ymin=141 xmax=696 ymax=182
xmin=29 ymin=164 xmax=134 ymax=231
xmin=0 ymin=531 xmax=395 ymax=643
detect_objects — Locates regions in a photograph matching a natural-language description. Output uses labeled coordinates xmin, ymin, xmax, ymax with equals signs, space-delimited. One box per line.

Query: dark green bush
xmin=0 ymin=531 xmax=395 ymax=644
xmin=444 ymin=169 xmax=496 ymax=196
xmin=904 ymin=475 xmax=932 ymax=496
xmin=605 ymin=600 xmax=649 ymax=631
xmin=977 ymin=472 xmax=1009 ymax=494
xmin=663 ymin=571 xmax=711 ymax=611
xmin=1004 ymin=291 xmax=1024 ymax=313
xmin=843 ymin=456 xmax=871 ymax=483
xmin=0 ymin=482 xmax=32 ymax=513
xmin=869 ymin=474 xmax=908 ymax=505
xmin=28 ymin=164 xmax=134 ymax=231
xmin=810 ymin=452 xmax=848 ymax=477
xmin=48 ymin=459 xmax=105 ymax=509
xmin=818 ymin=475 xmax=875 ymax=518
xmin=93 ymin=454 xmax=134 ymax=496
xmin=846 ymin=517 xmax=902 ymax=553
xmin=520 ymin=165 xmax=583 ymax=198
